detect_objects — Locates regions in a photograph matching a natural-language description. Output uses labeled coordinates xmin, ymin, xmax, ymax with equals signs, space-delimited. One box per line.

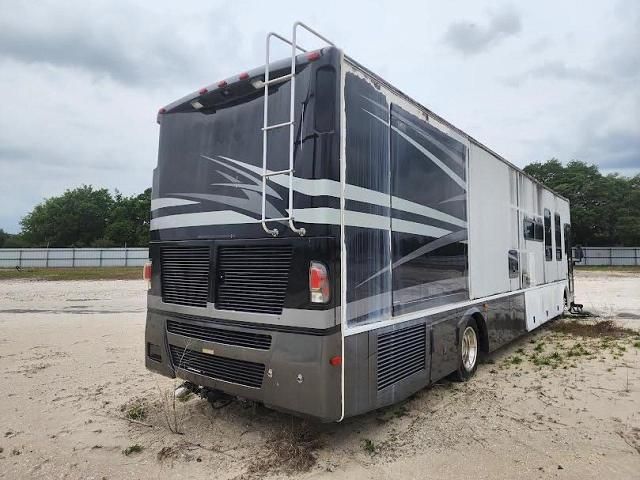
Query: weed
xmin=245 ymin=422 xmax=321 ymax=476
xmin=123 ymin=444 xmax=144 ymax=456
xmin=567 ymin=343 xmax=590 ymax=357
xmin=534 ymin=342 xmax=545 ymax=353
xmin=177 ymin=392 xmax=193 ymax=403
xmin=362 ymin=438 xmax=376 ymax=455
xmin=633 ymin=341 xmax=640 ymax=349
xmin=121 ymin=400 xmax=147 ymax=421
xmin=516 ymin=347 xmax=525 ymax=355
xmin=510 ymin=355 xmax=523 ymax=365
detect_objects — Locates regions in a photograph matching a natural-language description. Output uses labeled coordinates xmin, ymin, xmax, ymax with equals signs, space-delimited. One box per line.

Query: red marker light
xmin=158 ymin=108 xmax=166 ymax=114
xmin=307 ymin=51 xmax=321 ymax=61
xmin=199 ymin=87 xmax=208 ymax=95
xmin=329 ymin=355 xmax=342 ymax=367
xmin=239 ymin=72 xmax=249 ymax=80
xmin=217 ymin=80 xmax=228 ymax=88
xmin=143 ymin=261 xmax=152 ymax=289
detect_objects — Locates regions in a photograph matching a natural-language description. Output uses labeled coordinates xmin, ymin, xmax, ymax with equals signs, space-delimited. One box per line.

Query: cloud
xmin=505 ymin=60 xmax=609 ymax=87
xmin=0 ymin=2 xmax=253 ymax=88
xmin=442 ymin=6 xmax=522 ymax=55
xmin=576 ymin=129 xmax=640 ymax=171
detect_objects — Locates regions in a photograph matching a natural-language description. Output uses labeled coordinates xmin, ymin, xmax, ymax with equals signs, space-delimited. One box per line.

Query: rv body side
xmin=339 ymin=58 xmax=571 ymax=417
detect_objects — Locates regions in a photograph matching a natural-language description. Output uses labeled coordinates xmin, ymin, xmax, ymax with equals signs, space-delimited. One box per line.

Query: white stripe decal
xmin=150 ymin=210 xmax=256 ymax=230
xmin=205 ymin=154 xmax=466 ymax=228
xmin=362 ymin=109 xmax=467 ymax=190
xmin=151 ymin=207 xmax=453 ymax=238
xmin=151 ymin=198 xmax=200 ymax=211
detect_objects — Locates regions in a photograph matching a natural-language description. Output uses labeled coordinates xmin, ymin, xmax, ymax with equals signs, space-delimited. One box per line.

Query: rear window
xmin=314 ymin=66 xmax=336 ymax=132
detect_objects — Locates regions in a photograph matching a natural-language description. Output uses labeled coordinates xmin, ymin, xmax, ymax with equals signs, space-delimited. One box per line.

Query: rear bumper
xmin=145 ymin=309 xmax=342 ymax=422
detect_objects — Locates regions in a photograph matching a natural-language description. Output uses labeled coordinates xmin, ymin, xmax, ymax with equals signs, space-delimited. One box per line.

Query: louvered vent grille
xmin=169 ymin=345 xmax=265 ymax=388
xmin=166 ymin=320 xmax=272 ymax=350
xmin=377 ymin=323 xmax=426 ymax=391
xmin=161 ymin=247 xmax=210 ymax=307
xmin=215 ymin=246 xmax=293 ymax=315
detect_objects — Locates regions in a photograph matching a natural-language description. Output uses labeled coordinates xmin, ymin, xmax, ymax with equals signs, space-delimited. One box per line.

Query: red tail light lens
xmin=307 ymin=50 xmax=321 ymax=61
xmin=309 ymin=261 xmax=330 ymax=303
xmin=143 ymin=261 xmax=152 ymax=288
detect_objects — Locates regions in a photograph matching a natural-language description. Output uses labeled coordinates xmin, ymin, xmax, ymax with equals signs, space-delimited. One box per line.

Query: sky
xmin=0 ymin=0 xmax=638 ymax=233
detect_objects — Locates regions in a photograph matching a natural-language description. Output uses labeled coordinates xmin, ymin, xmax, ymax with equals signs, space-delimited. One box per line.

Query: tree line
xmin=0 ymin=160 xmax=638 ymax=248
xmin=0 ymin=186 xmax=150 ymax=248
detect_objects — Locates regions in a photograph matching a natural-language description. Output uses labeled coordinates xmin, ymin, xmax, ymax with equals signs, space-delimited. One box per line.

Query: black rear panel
xmin=161 ymin=246 xmax=210 ymax=307
xmin=215 ymin=245 xmax=293 ymax=315
xmin=166 ymin=319 xmax=271 ymax=350
xmin=169 ymin=345 xmax=265 ymax=388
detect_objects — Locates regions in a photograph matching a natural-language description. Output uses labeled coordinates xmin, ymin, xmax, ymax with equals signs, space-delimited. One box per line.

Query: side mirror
xmin=574 ymin=246 xmax=584 ymax=262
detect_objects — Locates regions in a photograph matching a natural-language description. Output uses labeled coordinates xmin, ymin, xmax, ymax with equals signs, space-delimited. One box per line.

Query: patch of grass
xmin=0 ymin=267 xmax=142 ymax=281
xmin=362 ymin=438 xmax=376 ymax=455
xmin=534 ymin=342 xmax=545 ymax=353
xmin=121 ymin=400 xmax=147 ymax=421
xmin=510 ymin=355 xmax=523 ymax=365
xmin=633 ymin=341 xmax=640 ymax=349
xmin=551 ymin=319 xmax=637 ymax=339
xmin=567 ymin=343 xmax=590 ymax=357
xmin=123 ymin=444 xmax=144 ymax=456
xmin=532 ymin=351 xmax=565 ymax=368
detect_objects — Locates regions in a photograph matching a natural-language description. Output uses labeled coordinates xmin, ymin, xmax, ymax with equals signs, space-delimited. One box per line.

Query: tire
xmin=453 ymin=319 xmax=480 ymax=381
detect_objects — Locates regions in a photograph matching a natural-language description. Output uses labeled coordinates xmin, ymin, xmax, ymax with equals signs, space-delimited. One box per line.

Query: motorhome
xmin=144 ymin=22 xmax=577 ymax=421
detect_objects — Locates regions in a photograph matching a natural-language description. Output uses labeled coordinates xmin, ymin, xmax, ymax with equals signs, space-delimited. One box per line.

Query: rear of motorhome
xmin=144 ymin=22 xmax=576 ymax=421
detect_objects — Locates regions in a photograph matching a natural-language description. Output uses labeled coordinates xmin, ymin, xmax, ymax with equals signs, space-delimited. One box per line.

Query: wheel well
xmin=472 ymin=312 xmax=489 ymax=354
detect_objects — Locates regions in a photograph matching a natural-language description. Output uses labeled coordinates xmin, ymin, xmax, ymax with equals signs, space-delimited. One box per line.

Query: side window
xmin=508 ymin=249 xmax=519 ymax=278
xmin=544 ymin=209 xmax=552 ymax=261
xmin=555 ymin=213 xmax=562 ymax=260
xmin=523 ymin=217 xmax=544 ymax=241
xmin=563 ymin=224 xmax=571 ymax=258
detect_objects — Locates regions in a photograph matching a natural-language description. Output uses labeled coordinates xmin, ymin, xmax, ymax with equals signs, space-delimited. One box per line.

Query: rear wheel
xmin=454 ymin=319 xmax=479 ymax=381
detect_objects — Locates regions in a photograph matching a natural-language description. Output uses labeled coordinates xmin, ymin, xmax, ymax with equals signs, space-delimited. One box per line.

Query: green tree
xmin=524 ymin=159 xmax=640 ymax=246
xmin=20 ymin=185 xmax=114 ymax=247
xmin=103 ymin=188 xmax=151 ymax=247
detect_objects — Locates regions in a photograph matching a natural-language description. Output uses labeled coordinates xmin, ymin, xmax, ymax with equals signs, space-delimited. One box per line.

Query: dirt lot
xmin=0 ymin=270 xmax=638 ymax=479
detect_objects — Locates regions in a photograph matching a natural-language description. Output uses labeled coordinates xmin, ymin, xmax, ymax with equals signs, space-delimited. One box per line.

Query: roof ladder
xmin=261 ymin=22 xmax=334 ymax=236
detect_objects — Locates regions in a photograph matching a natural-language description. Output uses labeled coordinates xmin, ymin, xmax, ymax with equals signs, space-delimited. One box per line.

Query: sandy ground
xmin=0 ymin=270 xmax=638 ymax=480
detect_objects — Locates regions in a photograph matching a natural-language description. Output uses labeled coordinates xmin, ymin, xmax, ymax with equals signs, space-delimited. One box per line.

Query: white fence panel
xmin=576 ymin=247 xmax=640 ymax=266
xmin=0 ymin=248 xmax=149 ymax=268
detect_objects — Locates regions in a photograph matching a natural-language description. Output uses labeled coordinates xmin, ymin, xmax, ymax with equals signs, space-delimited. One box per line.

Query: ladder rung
xmin=263 ymin=216 xmax=292 ymax=222
xmin=265 ymin=73 xmax=294 ymax=85
xmin=262 ymin=121 xmax=293 ymax=131
xmin=263 ymin=169 xmax=291 ymax=177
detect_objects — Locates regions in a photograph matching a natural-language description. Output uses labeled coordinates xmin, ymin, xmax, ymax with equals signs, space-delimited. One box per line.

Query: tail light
xmin=309 ymin=261 xmax=330 ymax=303
xmin=143 ymin=261 xmax=152 ymax=289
